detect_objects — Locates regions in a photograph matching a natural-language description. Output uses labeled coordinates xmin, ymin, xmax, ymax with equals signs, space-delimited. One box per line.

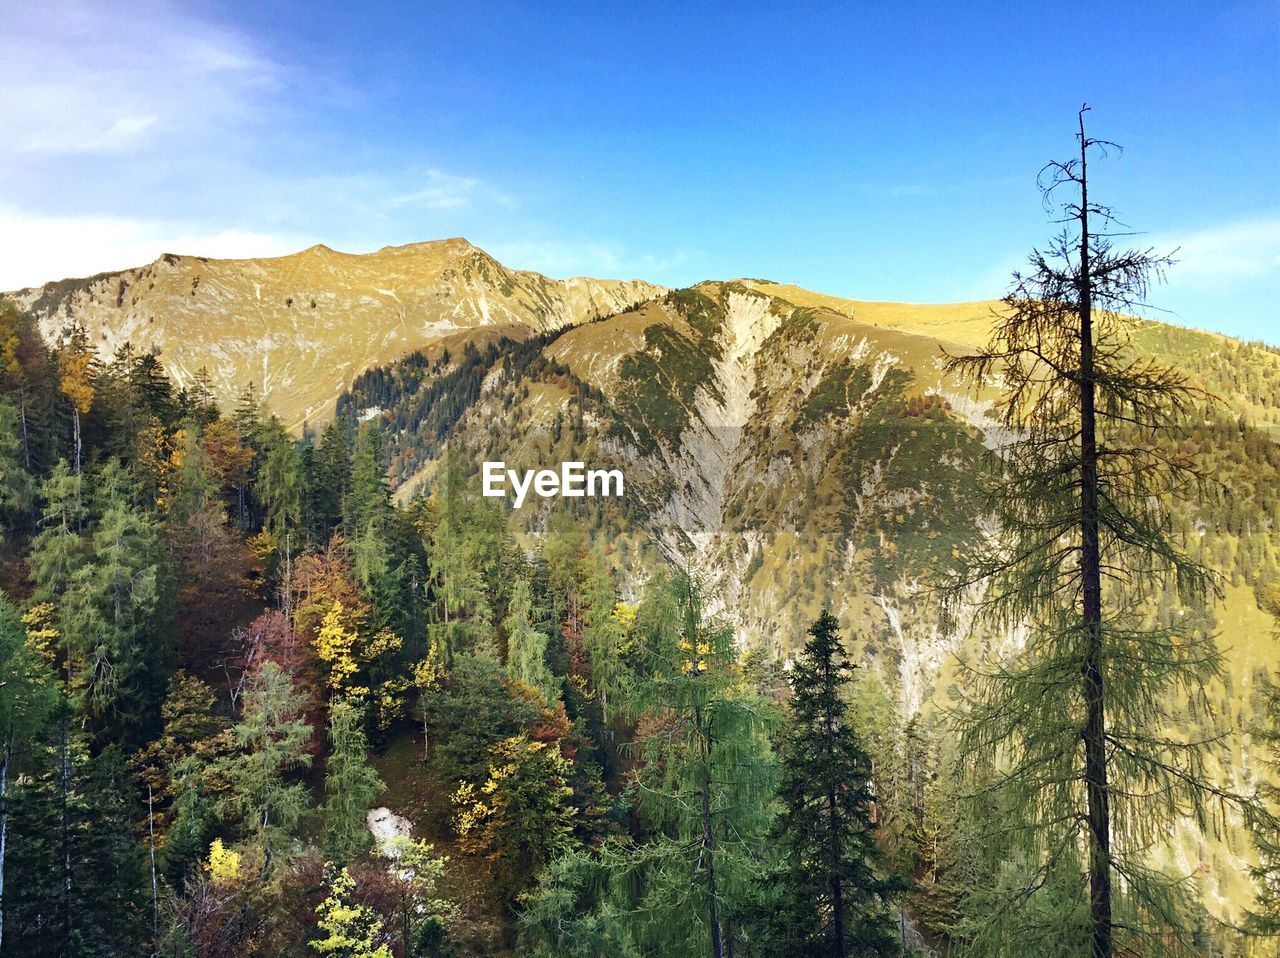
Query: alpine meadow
xmin=2 ymin=9 xmax=1279 ymax=956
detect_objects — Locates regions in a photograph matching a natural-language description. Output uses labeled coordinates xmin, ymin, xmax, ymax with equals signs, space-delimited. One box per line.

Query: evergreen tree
xmin=130 ymin=670 xmax=228 ymax=868
xmin=0 ymin=399 xmax=33 ymax=548
xmin=756 ymin=610 xmax=899 ymax=957
xmin=216 ymin=661 xmax=313 ymax=871
xmin=312 ymin=418 xmax=351 ymax=540
xmin=504 ymin=577 xmax=558 ymax=704
xmin=63 ymin=462 xmax=173 ymax=747
xmin=5 ymin=729 xmax=150 ymax=957
xmin=322 ymin=698 xmax=385 ymax=863
xmin=623 ymin=570 xmax=776 ymax=958
xmin=0 ymin=595 xmax=58 ymax=953
xmin=256 ymin=420 xmax=303 ymax=550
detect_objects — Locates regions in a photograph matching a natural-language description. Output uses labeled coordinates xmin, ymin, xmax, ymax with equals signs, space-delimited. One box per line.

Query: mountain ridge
xmin=6 ymin=237 xmax=667 ymax=430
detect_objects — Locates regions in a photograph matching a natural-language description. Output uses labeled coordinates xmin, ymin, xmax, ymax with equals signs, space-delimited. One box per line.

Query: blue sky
xmin=2 ymin=1 xmax=1277 ymax=341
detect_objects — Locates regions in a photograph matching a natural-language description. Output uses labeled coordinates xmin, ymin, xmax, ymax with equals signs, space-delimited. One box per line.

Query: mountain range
xmin=11 ymin=241 xmax=1280 ymax=689
xmin=11 ymin=237 xmax=1280 ymax=917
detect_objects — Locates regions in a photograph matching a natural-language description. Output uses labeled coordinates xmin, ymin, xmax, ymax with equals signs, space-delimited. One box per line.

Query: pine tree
xmin=322 ymin=698 xmax=385 ymax=863
xmin=130 ymin=670 xmax=228 ymax=865
xmin=942 ymin=107 xmax=1239 ymax=956
xmin=757 ymin=610 xmax=899 ymax=957
xmin=0 ymin=399 xmax=33 ymax=548
xmin=256 ymin=420 xmax=303 ymax=549
xmin=63 ymin=462 xmax=173 ymax=747
xmin=313 ymin=419 xmax=351 ymax=540
xmin=216 ymin=661 xmax=313 ymax=871
xmin=5 ymin=727 xmax=150 ymax=956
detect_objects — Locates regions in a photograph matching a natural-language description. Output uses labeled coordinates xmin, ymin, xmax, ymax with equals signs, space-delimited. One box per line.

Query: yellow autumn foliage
xmin=206 ymin=838 xmax=241 ymax=886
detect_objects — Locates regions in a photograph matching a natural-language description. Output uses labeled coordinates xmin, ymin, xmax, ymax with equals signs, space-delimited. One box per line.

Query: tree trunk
xmin=72 ymin=407 xmax=82 ymax=477
xmin=60 ymin=707 xmax=73 ymax=954
xmin=149 ymin=785 xmax=159 ymax=944
xmin=696 ymin=704 xmax=724 ymax=958
xmin=1076 ymin=108 xmax=1113 ymax=958
xmin=827 ymin=780 xmax=847 ymax=956
xmin=18 ymin=398 xmax=30 ymax=471
xmin=823 ymin=657 xmax=847 ymax=957
xmin=0 ymin=739 xmax=9 ymax=953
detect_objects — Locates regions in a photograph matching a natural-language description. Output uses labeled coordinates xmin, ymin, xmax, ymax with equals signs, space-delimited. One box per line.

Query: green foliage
xmin=130 ymin=670 xmax=228 ymax=871
xmin=216 ymin=661 xmax=313 ymax=871
xmin=588 ymin=571 xmax=777 ymax=958
xmin=256 ymin=420 xmax=303 ymax=549
xmin=5 ymin=723 xmax=151 ymax=957
xmin=0 ymin=399 xmax=33 ymax=547
xmin=942 ymin=118 xmax=1246 ymax=956
xmin=504 ymin=578 xmax=558 ymax=704
xmin=322 ymin=698 xmax=385 ymax=863
xmin=751 ymin=610 xmax=900 ymax=957
xmin=454 ymin=732 xmax=576 ymax=908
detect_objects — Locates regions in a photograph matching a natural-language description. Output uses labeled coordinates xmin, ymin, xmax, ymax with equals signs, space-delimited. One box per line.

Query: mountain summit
xmin=6 ymin=238 xmax=665 ymax=429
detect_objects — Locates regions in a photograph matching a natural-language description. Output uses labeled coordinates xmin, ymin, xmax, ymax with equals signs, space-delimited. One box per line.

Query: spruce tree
xmin=759 ymin=610 xmax=899 ymax=957
xmin=0 ymin=595 xmax=58 ymax=953
xmin=624 ymin=570 xmax=776 ymax=958
xmin=64 ymin=461 xmax=173 ymax=747
xmin=0 ymin=399 xmax=33 ymax=548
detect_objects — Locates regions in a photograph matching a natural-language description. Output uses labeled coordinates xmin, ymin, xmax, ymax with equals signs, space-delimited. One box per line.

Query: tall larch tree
xmin=321 ymin=698 xmax=385 ymax=863
xmin=217 ymin=661 xmax=313 ymax=872
xmin=943 ymin=107 xmax=1241 ymax=956
xmin=504 ymin=577 xmax=558 ymax=705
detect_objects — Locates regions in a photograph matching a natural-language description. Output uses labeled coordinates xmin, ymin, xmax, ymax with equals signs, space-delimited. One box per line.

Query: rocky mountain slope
xmin=338 ymin=273 xmax=1280 ymax=917
xmin=15 ymin=241 xmax=1280 ymax=915
xmin=344 ymin=278 xmax=1280 ymax=716
xmin=6 ymin=238 xmax=664 ymax=429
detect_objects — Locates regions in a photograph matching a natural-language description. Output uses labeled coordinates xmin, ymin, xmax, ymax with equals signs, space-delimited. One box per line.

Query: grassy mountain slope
xmin=7 ymin=238 xmax=665 ymax=430
xmin=337 ymin=276 xmax=1280 ymax=919
xmin=16 ymin=235 xmax=1280 ymax=920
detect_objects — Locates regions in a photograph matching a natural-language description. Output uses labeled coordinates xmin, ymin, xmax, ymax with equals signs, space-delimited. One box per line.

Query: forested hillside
xmin=3 ymin=221 xmax=1280 ymax=954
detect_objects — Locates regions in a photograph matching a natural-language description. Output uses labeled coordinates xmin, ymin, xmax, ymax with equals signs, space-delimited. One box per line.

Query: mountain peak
xmin=12 ymin=238 xmax=667 ymax=430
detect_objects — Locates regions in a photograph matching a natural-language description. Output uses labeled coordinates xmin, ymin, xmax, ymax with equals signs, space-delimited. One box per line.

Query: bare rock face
xmin=367 ymin=807 xmax=414 ymax=856
xmin=7 ymin=238 xmax=665 ymax=430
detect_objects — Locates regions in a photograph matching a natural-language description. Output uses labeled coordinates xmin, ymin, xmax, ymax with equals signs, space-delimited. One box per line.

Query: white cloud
xmin=0 ymin=205 xmax=306 ymax=290
xmin=1 ymin=0 xmax=277 ymax=158
xmin=391 ymin=170 xmax=512 ymax=211
xmin=485 ymin=238 xmax=687 ymax=279
xmin=1151 ymin=217 xmax=1280 ymax=291
xmin=0 ymin=4 xmax=509 ymax=285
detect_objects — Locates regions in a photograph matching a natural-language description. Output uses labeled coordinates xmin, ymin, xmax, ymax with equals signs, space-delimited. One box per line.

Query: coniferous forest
xmin=1 ymin=119 xmax=1280 ymax=958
